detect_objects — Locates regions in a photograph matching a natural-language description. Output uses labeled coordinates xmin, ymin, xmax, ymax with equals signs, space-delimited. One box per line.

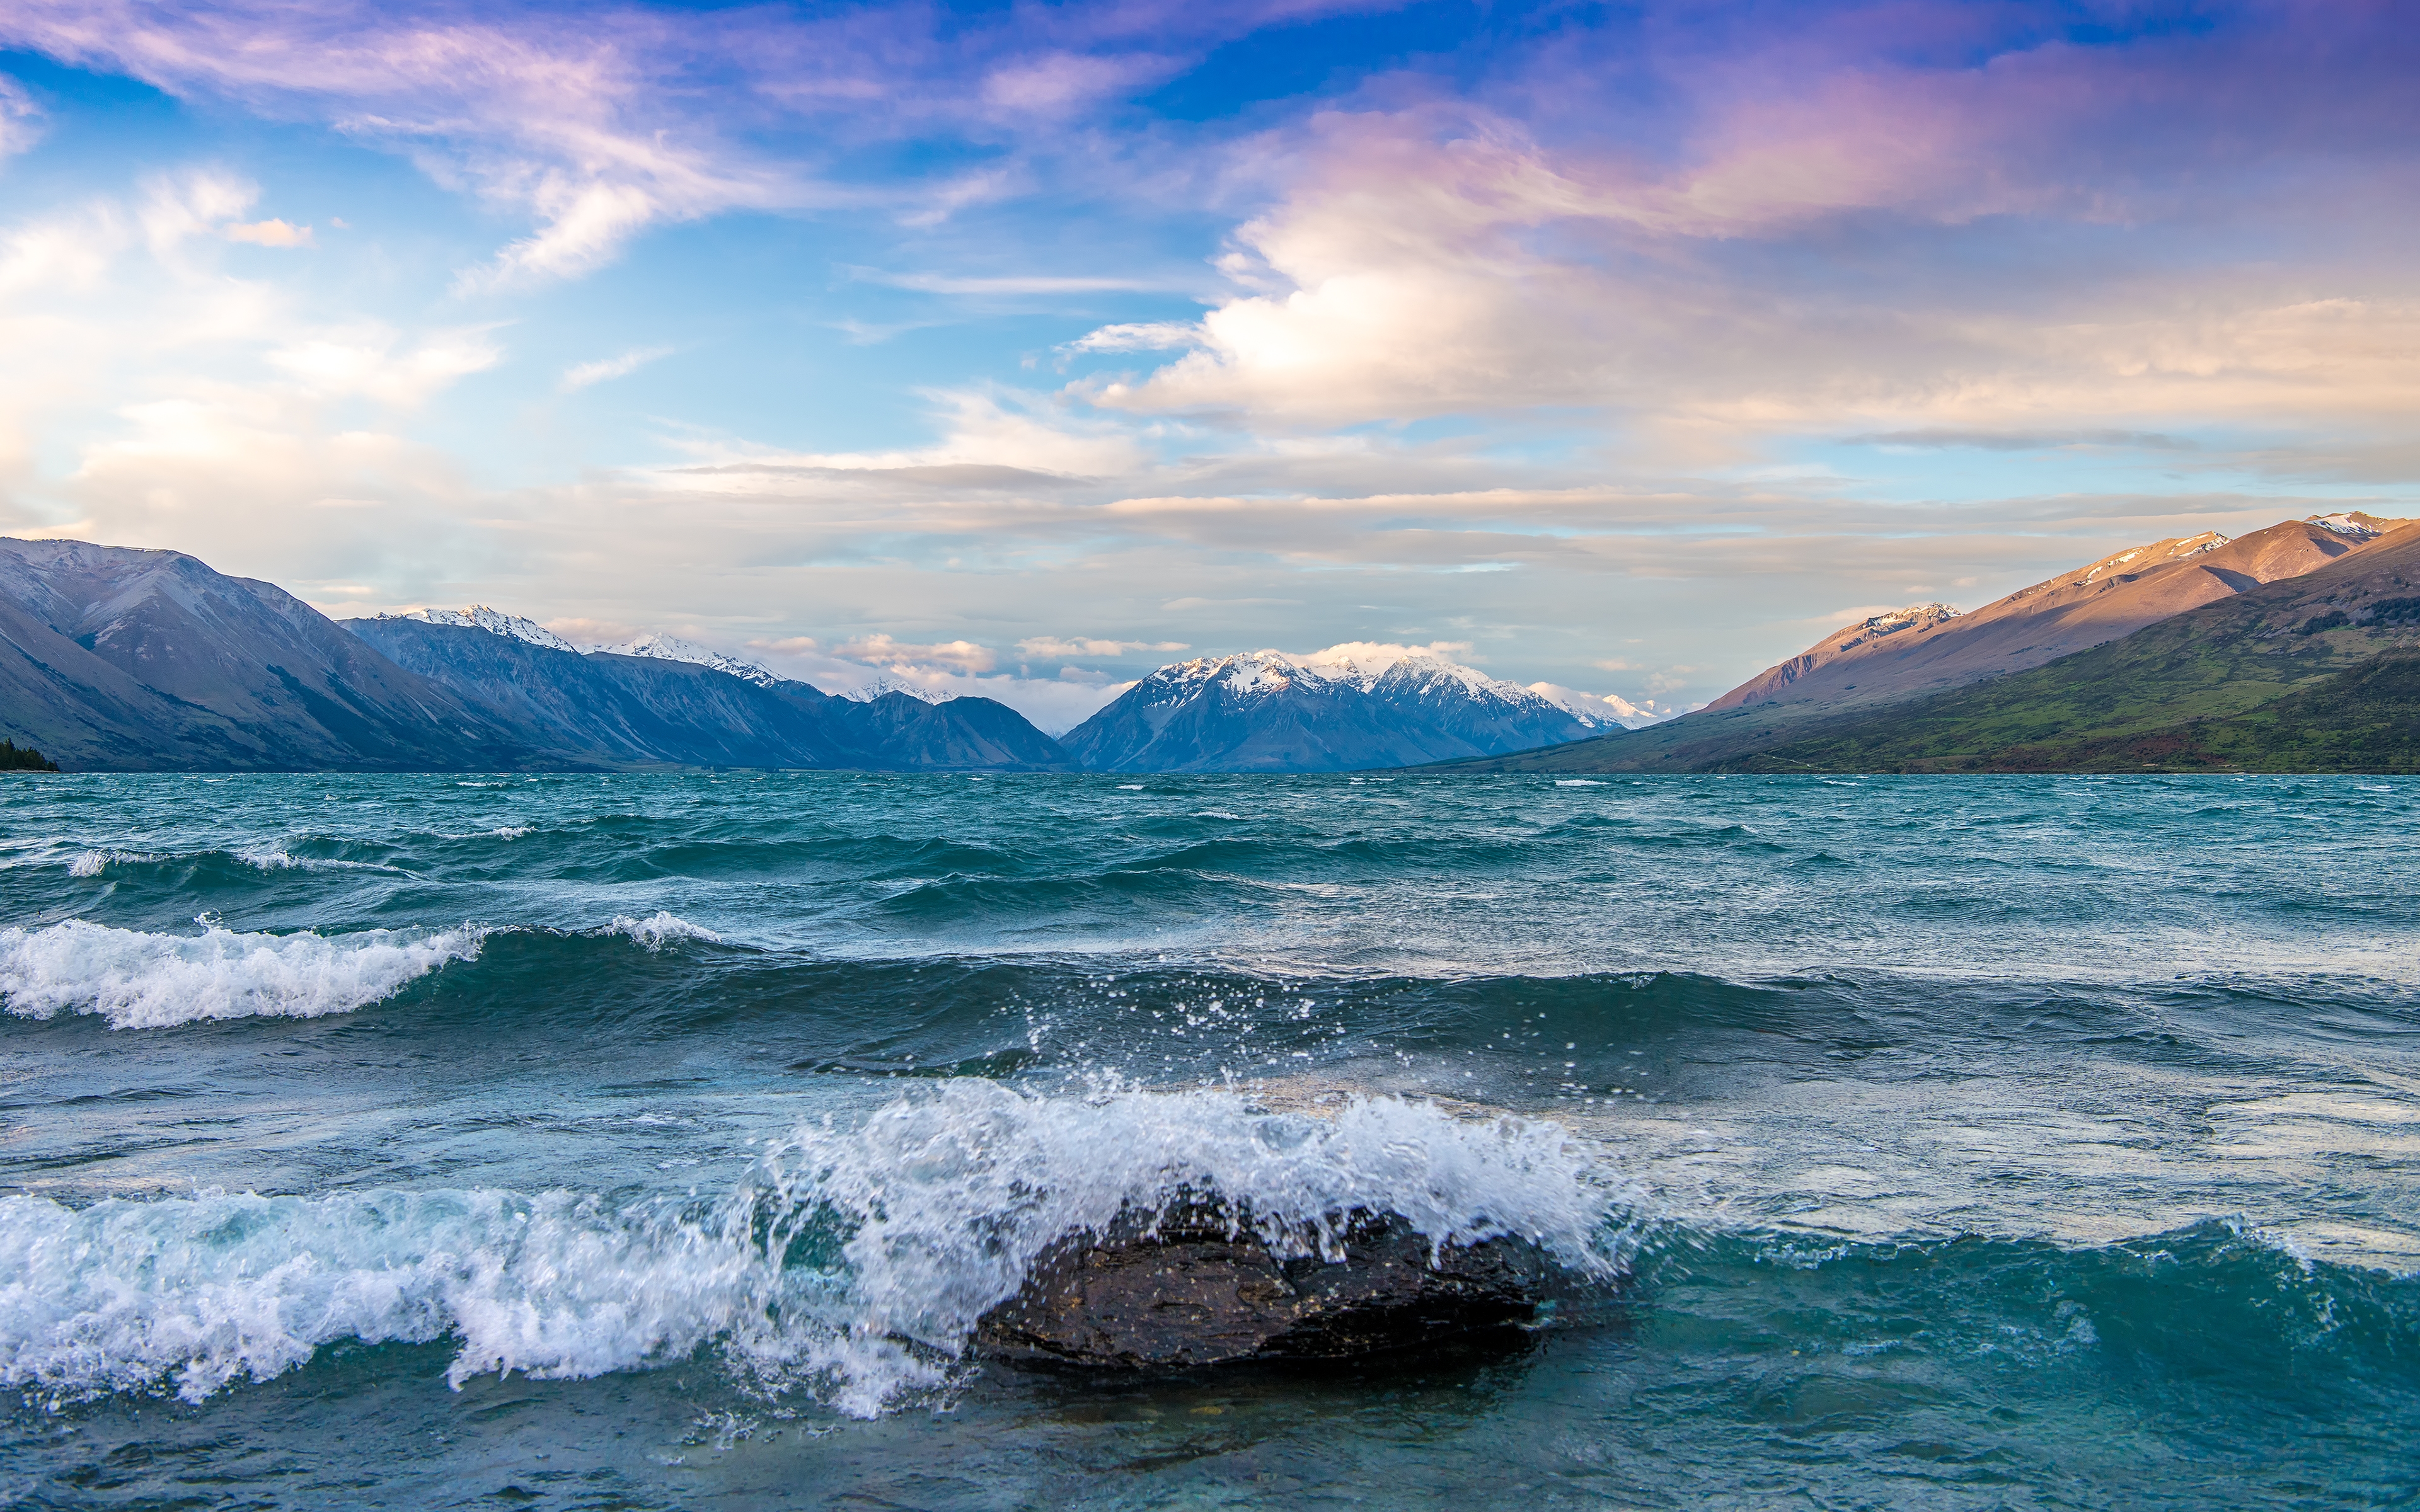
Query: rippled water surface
xmin=2 ymin=771 xmax=2416 ymax=1509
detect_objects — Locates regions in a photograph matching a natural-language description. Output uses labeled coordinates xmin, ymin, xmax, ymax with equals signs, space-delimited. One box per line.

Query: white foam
xmin=234 ymin=844 xmax=402 ymax=874
xmin=605 ymin=912 xmax=723 ymax=949
xmin=66 ymin=849 xmax=151 ymax=878
xmin=1554 ymin=779 xmax=1606 ymax=787
xmin=749 ymin=1083 xmax=1635 ymax=1414
xmin=0 ymin=1087 xmax=1633 ymax=1417
xmin=0 ymin=920 xmax=484 ymax=1029
xmin=0 ymin=1187 xmax=761 ymax=1406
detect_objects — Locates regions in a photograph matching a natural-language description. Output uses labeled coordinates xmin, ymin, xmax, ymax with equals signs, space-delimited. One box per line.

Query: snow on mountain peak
xmin=384 ymin=605 xmax=576 ymax=653
xmin=1525 ymin=682 xmax=1668 ymax=730
xmin=831 ymin=672 xmax=954 ymax=704
xmin=2308 ymin=512 xmax=2384 ymax=539
xmin=588 ymin=633 xmax=780 ymax=687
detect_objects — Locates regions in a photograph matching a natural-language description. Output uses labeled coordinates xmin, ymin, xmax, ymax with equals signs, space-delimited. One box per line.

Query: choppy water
xmin=2 ymin=770 xmax=2415 ymax=1509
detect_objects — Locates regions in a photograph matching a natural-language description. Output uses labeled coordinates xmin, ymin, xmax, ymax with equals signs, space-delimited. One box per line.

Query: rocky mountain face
xmin=1059 ymin=645 xmax=1606 ymax=772
xmin=0 ymin=539 xmax=532 ymax=770
xmin=1707 ymin=516 xmax=2411 ymax=717
xmin=347 ymin=617 xmax=1072 ymax=772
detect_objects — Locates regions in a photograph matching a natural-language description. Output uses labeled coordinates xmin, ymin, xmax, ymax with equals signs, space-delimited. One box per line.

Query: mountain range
xmin=0 ymin=539 xmax=1617 ymax=772
xmin=1440 ymin=512 xmax=2419 ymax=774
xmin=9 ymin=513 xmax=2407 ymax=775
xmin=1056 ymin=644 xmax=1646 ymax=773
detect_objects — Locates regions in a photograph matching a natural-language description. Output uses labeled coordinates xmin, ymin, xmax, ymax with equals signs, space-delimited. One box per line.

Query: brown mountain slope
xmin=1433 ymin=522 xmax=2420 ymax=774
xmin=1706 ymin=515 xmax=2405 ymax=716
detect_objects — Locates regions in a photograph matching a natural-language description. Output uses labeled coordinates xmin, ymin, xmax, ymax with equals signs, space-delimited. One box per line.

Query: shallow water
xmin=2 ymin=771 xmax=2415 ymax=1508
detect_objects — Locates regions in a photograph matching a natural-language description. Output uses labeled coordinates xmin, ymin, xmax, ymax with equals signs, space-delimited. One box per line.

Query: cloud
xmin=0 ymin=76 xmax=43 ymax=161
xmin=979 ymin=50 xmax=1176 ymax=115
xmin=266 ymin=326 xmax=501 ymax=406
xmin=560 ymin=345 xmax=672 ymax=391
xmin=1848 ymin=429 xmax=2201 ymax=453
xmin=1060 ymin=321 xmax=1201 ymax=355
xmin=856 ymin=270 xmax=1185 ymax=296
xmin=654 ymin=390 xmax=1150 ymax=488
xmin=224 ymin=217 xmax=312 ymax=247
xmin=1016 ymin=636 xmax=1189 ymax=659
xmin=833 ymin=633 xmax=998 ymax=674
xmin=3 ymin=1 xmax=798 ymax=287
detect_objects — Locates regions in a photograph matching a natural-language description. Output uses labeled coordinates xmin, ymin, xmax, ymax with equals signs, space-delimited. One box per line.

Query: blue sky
xmin=0 ymin=1 xmax=2414 ymax=729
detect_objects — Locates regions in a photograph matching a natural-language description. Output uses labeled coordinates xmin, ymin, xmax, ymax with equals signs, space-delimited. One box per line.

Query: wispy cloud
xmin=560 ymin=345 xmax=672 ymax=391
xmin=0 ymin=76 xmax=43 ymax=161
xmin=1060 ymin=321 xmax=1200 ymax=355
xmin=1017 ymin=635 xmax=1189 ymax=659
xmin=855 ymin=270 xmax=1190 ymax=296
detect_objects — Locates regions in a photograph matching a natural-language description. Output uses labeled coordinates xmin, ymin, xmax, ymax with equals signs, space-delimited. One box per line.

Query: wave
xmin=0 ymin=1087 xmax=1633 ymax=1418
xmin=233 ymin=843 xmax=408 ymax=875
xmin=67 ymin=848 xmax=159 ymax=878
xmin=604 ymin=912 xmax=724 ymax=950
xmin=0 ymin=920 xmax=485 ymax=1029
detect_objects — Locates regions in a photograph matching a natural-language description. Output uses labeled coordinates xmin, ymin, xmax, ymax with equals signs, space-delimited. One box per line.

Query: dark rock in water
xmin=976 ymin=1200 xmax=1548 ymax=1368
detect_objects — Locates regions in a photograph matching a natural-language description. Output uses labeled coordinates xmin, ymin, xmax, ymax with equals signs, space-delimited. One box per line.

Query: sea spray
xmin=0 ymin=1087 xmax=1631 ymax=1418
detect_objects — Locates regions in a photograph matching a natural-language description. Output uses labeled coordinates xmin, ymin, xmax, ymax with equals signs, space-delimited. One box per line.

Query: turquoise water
xmin=2 ymin=771 xmax=2415 ymax=1508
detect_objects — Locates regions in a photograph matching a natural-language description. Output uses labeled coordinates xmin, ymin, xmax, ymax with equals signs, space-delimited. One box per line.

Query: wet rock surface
xmin=976 ymin=1200 xmax=1550 ymax=1368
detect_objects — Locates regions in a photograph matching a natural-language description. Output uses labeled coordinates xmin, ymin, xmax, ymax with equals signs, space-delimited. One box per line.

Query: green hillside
xmin=1438 ymin=525 xmax=2420 ymax=775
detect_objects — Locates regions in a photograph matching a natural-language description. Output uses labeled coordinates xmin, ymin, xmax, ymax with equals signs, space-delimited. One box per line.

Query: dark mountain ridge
xmin=0 ymin=537 xmax=1070 ymax=772
xmin=0 ymin=537 xmax=534 ymax=770
xmin=347 ymin=616 xmax=1070 ymax=772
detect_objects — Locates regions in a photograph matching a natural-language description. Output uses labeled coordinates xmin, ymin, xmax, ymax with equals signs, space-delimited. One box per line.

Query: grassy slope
xmin=1436 ymin=525 xmax=2420 ymax=775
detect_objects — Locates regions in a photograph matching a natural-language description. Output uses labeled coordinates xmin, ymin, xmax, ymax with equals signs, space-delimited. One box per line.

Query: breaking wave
xmin=604 ymin=911 xmax=724 ymax=950
xmin=0 ymin=1086 xmax=1633 ymax=1418
xmin=0 ymin=920 xmax=485 ymax=1029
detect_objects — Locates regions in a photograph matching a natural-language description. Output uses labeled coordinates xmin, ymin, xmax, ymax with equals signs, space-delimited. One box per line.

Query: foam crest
xmin=234 ymin=844 xmax=402 ymax=874
xmin=66 ymin=849 xmax=157 ymax=878
xmin=0 ymin=1188 xmax=767 ymax=1407
xmin=0 ymin=1089 xmax=1631 ymax=1418
xmin=606 ymin=912 xmax=723 ymax=949
xmin=751 ymin=1083 xmax=1636 ymax=1412
xmin=0 ymin=920 xmax=484 ymax=1029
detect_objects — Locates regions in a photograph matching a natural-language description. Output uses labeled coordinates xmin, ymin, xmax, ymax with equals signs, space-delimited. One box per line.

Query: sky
xmin=0 ymin=0 xmax=2414 ymax=731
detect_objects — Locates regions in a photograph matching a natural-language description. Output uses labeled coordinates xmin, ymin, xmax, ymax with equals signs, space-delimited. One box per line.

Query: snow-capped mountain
xmin=830 ymin=672 xmax=955 ymax=704
xmin=1059 ymin=644 xmax=1609 ymax=772
xmin=585 ymin=633 xmax=780 ymax=688
xmin=1524 ymin=682 xmax=1666 ymax=730
xmin=382 ymin=605 xmax=576 ymax=653
xmin=2308 ymin=512 xmax=2392 ymax=540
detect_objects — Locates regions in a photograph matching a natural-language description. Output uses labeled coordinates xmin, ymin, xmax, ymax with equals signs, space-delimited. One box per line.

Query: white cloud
xmin=266 ymin=326 xmax=501 ymax=406
xmin=561 ymin=345 xmax=672 ymax=391
xmin=224 ymin=217 xmax=312 ymax=247
xmin=1016 ymin=636 xmax=1189 ymax=659
xmin=1060 ymin=321 xmax=1201 ymax=355
xmin=833 ymin=633 xmax=998 ymax=675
